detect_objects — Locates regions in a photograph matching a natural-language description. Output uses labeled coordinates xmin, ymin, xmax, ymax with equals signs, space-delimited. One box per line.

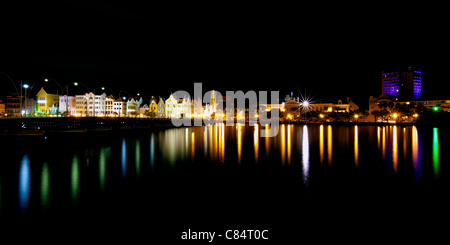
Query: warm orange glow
xmin=354 ymin=114 xmax=359 ymax=118
xmin=354 ymin=125 xmax=358 ymax=166
xmin=413 ymin=113 xmax=419 ymax=117
xmin=287 ymin=114 xmax=292 ymax=119
xmin=287 ymin=125 xmax=291 ymax=164
xmin=393 ymin=126 xmax=398 ymax=173
xmin=327 ymin=107 xmax=332 ymax=112
xmin=319 ymin=114 xmax=324 ymax=118
xmin=393 ymin=113 xmax=398 ymax=118
xmin=254 ymin=124 xmax=259 ymax=163
xmin=281 ymin=124 xmax=285 ymax=165
xmin=327 ymin=125 xmax=332 ymax=165
xmin=320 ymin=125 xmax=324 ymax=164
xmin=237 ymin=125 xmax=242 ymax=163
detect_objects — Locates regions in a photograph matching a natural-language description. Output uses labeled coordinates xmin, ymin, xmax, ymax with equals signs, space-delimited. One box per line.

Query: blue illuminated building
xmin=382 ymin=66 xmax=422 ymax=100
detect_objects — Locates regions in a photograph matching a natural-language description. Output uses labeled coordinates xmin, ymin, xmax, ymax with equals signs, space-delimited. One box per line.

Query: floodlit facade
xmin=165 ymin=94 xmax=178 ymax=118
xmin=59 ymin=95 xmax=76 ymax=116
xmin=113 ymin=100 xmax=126 ymax=116
xmin=75 ymin=92 xmax=106 ymax=116
xmin=36 ymin=88 xmax=59 ymax=115
xmin=126 ymin=98 xmax=142 ymax=116
xmin=157 ymin=98 xmax=165 ymax=118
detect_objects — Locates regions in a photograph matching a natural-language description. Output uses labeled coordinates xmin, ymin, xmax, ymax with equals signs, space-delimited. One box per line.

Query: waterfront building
xmin=126 ymin=97 xmax=142 ymax=116
xmin=105 ymin=95 xmax=115 ymax=116
xmin=24 ymin=98 xmax=36 ymax=116
xmin=75 ymin=92 xmax=107 ymax=116
xmin=165 ymin=94 xmax=178 ymax=118
xmin=139 ymin=104 xmax=149 ymax=116
xmin=309 ymin=99 xmax=359 ymax=113
xmin=113 ymin=99 xmax=126 ymax=116
xmin=149 ymin=96 xmax=157 ymax=117
xmin=382 ymin=66 xmax=422 ymax=100
xmin=59 ymin=95 xmax=76 ymax=116
xmin=6 ymin=95 xmax=22 ymax=116
xmin=157 ymin=98 xmax=165 ymax=118
xmin=0 ymin=100 xmax=6 ymax=116
xmin=36 ymin=88 xmax=59 ymax=115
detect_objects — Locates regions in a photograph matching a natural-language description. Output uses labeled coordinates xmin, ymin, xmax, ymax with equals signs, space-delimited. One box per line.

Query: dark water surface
xmin=0 ymin=124 xmax=449 ymax=242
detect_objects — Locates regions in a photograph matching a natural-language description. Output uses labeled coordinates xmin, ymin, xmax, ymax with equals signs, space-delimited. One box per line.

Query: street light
xmin=23 ymin=84 xmax=29 ymax=115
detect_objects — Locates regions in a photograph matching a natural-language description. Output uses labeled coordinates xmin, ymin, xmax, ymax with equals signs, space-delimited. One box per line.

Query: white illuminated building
xmin=75 ymin=92 xmax=106 ymax=116
xmin=59 ymin=95 xmax=76 ymax=116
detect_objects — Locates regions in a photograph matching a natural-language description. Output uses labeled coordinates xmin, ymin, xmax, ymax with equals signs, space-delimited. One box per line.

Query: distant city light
xmin=302 ymin=101 xmax=309 ymax=107
xmin=101 ymin=87 xmax=105 ymax=90
xmin=354 ymin=114 xmax=359 ymax=118
xmin=433 ymin=106 xmax=439 ymax=111
xmin=319 ymin=114 xmax=324 ymax=118
xmin=123 ymin=96 xmax=126 ymax=100
xmin=44 ymin=78 xmax=49 ymax=82
xmin=23 ymin=84 xmax=29 ymax=89
xmin=74 ymin=82 xmax=79 ymax=86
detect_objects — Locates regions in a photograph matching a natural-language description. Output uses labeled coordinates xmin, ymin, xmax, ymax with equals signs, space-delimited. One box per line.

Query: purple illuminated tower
xmin=382 ymin=66 xmax=422 ymax=100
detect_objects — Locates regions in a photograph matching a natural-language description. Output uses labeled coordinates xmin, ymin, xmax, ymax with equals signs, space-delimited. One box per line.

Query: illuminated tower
xmin=382 ymin=66 xmax=422 ymax=100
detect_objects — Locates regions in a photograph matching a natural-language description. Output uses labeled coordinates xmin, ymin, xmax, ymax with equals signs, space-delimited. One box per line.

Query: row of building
xmin=0 ymin=87 xmax=220 ymax=118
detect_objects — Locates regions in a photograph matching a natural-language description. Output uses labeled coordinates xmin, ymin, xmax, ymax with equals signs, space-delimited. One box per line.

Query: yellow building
xmin=149 ymin=96 xmax=157 ymax=116
xmin=36 ymin=87 xmax=59 ymax=115
xmin=165 ymin=94 xmax=178 ymax=118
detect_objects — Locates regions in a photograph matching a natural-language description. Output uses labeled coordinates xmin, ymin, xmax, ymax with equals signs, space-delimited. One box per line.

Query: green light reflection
xmin=433 ymin=128 xmax=439 ymax=178
xmin=41 ymin=162 xmax=50 ymax=208
xmin=71 ymin=155 xmax=79 ymax=202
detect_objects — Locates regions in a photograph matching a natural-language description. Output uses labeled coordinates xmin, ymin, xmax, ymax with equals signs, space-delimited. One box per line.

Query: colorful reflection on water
xmin=0 ymin=124 xmax=445 ymax=216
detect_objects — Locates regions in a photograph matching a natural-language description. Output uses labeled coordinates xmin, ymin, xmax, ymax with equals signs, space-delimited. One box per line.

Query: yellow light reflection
xmin=281 ymin=124 xmax=285 ymax=165
xmin=220 ymin=123 xmax=225 ymax=163
xmin=412 ymin=126 xmax=419 ymax=171
xmin=382 ymin=127 xmax=386 ymax=161
xmin=393 ymin=126 xmax=398 ymax=173
xmin=254 ymin=124 xmax=259 ymax=163
xmin=377 ymin=126 xmax=381 ymax=150
xmin=327 ymin=125 xmax=332 ymax=165
xmin=237 ymin=124 xmax=242 ymax=163
xmin=265 ymin=125 xmax=270 ymax=157
xmin=354 ymin=125 xmax=358 ymax=166
xmin=287 ymin=124 xmax=291 ymax=164
xmin=191 ymin=131 xmax=195 ymax=160
xmin=319 ymin=125 xmax=324 ymax=164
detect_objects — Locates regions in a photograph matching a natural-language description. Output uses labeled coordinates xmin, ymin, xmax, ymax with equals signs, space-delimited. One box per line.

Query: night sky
xmin=1 ymin=1 xmax=448 ymax=108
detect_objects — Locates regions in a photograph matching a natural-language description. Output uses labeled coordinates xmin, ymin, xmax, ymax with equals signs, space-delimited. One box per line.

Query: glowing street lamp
xmin=319 ymin=114 xmax=324 ymax=118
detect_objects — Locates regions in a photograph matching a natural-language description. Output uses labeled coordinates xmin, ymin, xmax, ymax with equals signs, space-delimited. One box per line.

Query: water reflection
xmin=136 ymin=140 xmax=141 ymax=178
xmin=71 ymin=155 xmax=79 ymax=203
xmin=122 ymin=138 xmax=127 ymax=179
xmin=19 ymin=155 xmax=30 ymax=213
xmin=254 ymin=124 xmax=259 ymax=163
xmin=393 ymin=126 xmax=398 ymax=173
xmin=265 ymin=125 xmax=270 ymax=157
xmin=41 ymin=161 xmax=50 ymax=208
xmin=354 ymin=126 xmax=358 ymax=166
xmin=150 ymin=133 xmax=155 ymax=168
xmin=281 ymin=124 xmax=285 ymax=165
xmin=433 ymin=128 xmax=439 ymax=178
xmin=302 ymin=125 xmax=310 ymax=184
xmin=191 ymin=131 xmax=195 ymax=160
xmin=382 ymin=126 xmax=386 ymax=161
xmin=327 ymin=125 xmax=332 ymax=165
xmin=99 ymin=147 xmax=106 ymax=190
xmin=237 ymin=124 xmax=242 ymax=163
xmin=287 ymin=125 xmax=292 ymax=164
xmin=320 ymin=125 xmax=324 ymax=164
xmin=412 ymin=126 xmax=421 ymax=182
